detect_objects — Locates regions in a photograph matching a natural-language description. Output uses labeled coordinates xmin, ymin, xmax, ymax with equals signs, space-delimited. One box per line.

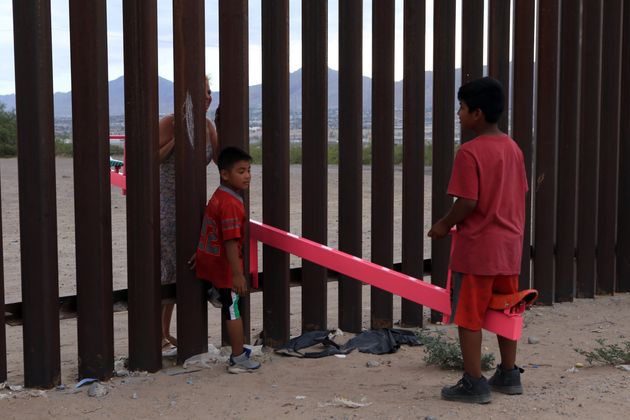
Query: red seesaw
xmin=249 ymin=220 xmax=527 ymax=340
xmin=109 ymin=135 xmax=126 ymax=194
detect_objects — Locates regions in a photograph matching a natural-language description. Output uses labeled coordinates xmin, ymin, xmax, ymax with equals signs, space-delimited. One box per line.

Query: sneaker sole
xmin=441 ymin=392 xmax=491 ymax=404
xmin=491 ymin=384 xmax=523 ymax=395
xmin=227 ymin=366 xmax=259 ymax=374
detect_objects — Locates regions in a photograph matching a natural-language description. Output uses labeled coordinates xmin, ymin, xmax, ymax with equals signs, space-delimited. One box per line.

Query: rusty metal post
xmin=69 ymin=0 xmax=114 ymax=379
xmin=400 ymin=0 xmax=425 ymax=328
xmin=430 ymin=0 xmax=455 ymax=323
xmin=262 ymin=0 xmax=290 ymax=347
xmin=370 ymin=0 xmax=394 ymax=329
xmin=555 ymin=0 xmax=581 ymax=302
xmin=338 ymin=0 xmax=363 ymax=333
xmin=618 ymin=0 xmax=630 ymax=292
xmin=0 ymin=175 xmax=5 ymax=382
xmin=174 ymin=0 xmax=208 ymax=362
xmin=488 ymin=0 xmax=511 ymax=133
xmin=596 ymin=0 xmax=624 ymax=295
xmin=533 ymin=0 xmax=560 ymax=305
xmin=460 ymin=0 xmax=484 ymax=143
xmin=301 ymin=0 xmax=328 ymax=332
xmin=12 ymin=0 xmax=61 ymax=388
xmin=123 ymin=0 xmax=162 ymax=371
xmin=576 ymin=0 xmax=602 ymax=298
xmin=219 ymin=0 xmax=251 ymax=344
xmin=512 ymin=0 xmax=535 ymax=291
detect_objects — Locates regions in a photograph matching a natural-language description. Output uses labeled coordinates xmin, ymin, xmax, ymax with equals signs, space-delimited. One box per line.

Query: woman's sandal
xmin=162 ymin=337 xmax=175 ymax=350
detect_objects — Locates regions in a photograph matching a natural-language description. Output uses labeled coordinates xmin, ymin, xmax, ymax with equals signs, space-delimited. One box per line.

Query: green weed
xmin=574 ymin=339 xmax=630 ymax=366
xmin=416 ymin=329 xmax=496 ymax=371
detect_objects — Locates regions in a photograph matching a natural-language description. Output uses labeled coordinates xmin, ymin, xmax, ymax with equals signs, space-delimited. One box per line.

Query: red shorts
xmin=450 ymin=272 xmax=519 ymax=331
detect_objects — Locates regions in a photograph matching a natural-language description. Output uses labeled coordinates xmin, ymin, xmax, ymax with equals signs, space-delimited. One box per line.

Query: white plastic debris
xmin=87 ymin=382 xmax=108 ymax=398
xmin=319 ymin=396 xmax=372 ymax=409
xmin=616 ymin=364 xmax=630 ymax=372
xmin=183 ymin=344 xmax=228 ymax=368
xmin=295 ymin=395 xmax=306 ymax=400
xmin=26 ymin=390 xmax=47 ymax=398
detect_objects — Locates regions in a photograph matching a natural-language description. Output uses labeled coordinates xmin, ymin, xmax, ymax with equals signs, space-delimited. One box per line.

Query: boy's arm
xmin=225 ymin=239 xmax=247 ymax=294
xmin=427 ymin=197 xmax=477 ymax=239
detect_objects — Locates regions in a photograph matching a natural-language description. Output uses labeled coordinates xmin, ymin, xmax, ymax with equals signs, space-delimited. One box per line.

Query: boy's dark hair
xmin=457 ymin=77 xmax=504 ymax=123
xmin=218 ymin=146 xmax=252 ymax=171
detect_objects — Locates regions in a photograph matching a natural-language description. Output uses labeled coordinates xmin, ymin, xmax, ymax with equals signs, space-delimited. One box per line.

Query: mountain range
xmin=0 ymin=67 xmax=461 ymax=117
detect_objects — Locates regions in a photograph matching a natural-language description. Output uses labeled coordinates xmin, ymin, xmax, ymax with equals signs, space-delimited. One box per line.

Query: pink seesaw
xmin=249 ymin=220 xmax=526 ymax=340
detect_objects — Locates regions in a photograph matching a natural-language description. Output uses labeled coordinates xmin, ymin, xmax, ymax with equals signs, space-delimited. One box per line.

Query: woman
xmin=158 ymin=77 xmax=218 ymax=348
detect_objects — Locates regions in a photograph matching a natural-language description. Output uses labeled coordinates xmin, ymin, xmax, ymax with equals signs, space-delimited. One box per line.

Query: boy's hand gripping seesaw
xmin=248 ymin=220 xmax=536 ymax=340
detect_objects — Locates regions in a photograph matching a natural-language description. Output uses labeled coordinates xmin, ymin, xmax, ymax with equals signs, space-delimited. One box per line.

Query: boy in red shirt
xmin=428 ymin=77 xmax=528 ymax=403
xmin=195 ymin=146 xmax=260 ymax=373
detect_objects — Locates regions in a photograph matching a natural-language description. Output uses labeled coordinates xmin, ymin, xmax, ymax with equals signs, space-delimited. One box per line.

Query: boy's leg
xmin=219 ymin=288 xmax=260 ymax=373
xmin=441 ymin=273 xmax=491 ymax=403
xmin=459 ymin=327 xmax=482 ymax=378
xmin=226 ymin=318 xmax=245 ymax=357
xmin=497 ymin=335 xmax=517 ymax=369
xmin=488 ymin=275 xmax=523 ymax=394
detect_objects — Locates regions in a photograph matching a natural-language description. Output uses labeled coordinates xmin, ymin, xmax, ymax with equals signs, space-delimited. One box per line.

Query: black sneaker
xmin=441 ymin=373 xmax=491 ymax=404
xmin=488 ymin=364 xmax=524 ymax=395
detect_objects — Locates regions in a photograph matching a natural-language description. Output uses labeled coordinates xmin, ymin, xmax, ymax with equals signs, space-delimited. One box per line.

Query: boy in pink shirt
xmin=428 ymin=77 xmax=528 ymax=403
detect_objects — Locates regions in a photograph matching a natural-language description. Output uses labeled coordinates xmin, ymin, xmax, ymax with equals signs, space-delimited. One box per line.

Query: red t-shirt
xmin=195 ymin=185 xmax=245 ymax=288
xmin=447 ymin=134 xmax=528 ymax=275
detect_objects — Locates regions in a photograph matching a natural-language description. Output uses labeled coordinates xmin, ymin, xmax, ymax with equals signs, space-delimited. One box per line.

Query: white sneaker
xmin=228 ymin=348 xmax=261 ymax=374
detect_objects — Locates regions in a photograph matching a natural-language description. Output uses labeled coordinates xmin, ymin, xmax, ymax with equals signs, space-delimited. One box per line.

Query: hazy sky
xmin=0 ymin=0 xmax=481 ymax=95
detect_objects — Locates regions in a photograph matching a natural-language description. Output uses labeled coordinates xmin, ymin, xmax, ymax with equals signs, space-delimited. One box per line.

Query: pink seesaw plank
xmin=110 ymin=171 xmax=126 ymax=194
xmin=249 ymin=220 xmax=523 ymax=340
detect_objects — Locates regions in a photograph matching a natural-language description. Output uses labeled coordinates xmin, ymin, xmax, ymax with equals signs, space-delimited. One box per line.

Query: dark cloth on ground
xmin=275 ymin=328 xmax=421 ymax=358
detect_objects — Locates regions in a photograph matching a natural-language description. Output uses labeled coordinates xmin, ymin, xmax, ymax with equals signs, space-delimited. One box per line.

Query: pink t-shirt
xmin=447 ymin=134 xmax=528 ymax=275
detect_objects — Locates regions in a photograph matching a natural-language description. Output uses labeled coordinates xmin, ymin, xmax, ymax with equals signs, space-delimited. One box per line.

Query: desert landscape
xmin=1 ymin=157 xmax=629 ymax=419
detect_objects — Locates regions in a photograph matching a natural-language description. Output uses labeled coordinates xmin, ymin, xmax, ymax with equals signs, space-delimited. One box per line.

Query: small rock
xmin=366 ymin=360 xmax=381 ymax=368
xmin=9 ymin=385 xmax=23 ymax=392
xmin=616 ymin=364 xmax=630 ymax=372
xmin=527 ymin=336 xmax=540 ymax=345
xmin=55 ymin=384 xmax=66 ymax=391
xmin=131 ymin=392 xmax=138 ymax=399
xmin=186 ymin=378 xmax=193 ymax=385
xmin=87 ymin=383 xmax=108 ymax=398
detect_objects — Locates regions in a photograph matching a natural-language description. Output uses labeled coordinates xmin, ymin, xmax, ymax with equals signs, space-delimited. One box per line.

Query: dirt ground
xmin=1 ymin=158 xmax=630 ymax=419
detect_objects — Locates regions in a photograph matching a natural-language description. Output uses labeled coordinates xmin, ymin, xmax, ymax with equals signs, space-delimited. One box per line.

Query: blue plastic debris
xmin=75 ymin=378 xmax=98 ymax=389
